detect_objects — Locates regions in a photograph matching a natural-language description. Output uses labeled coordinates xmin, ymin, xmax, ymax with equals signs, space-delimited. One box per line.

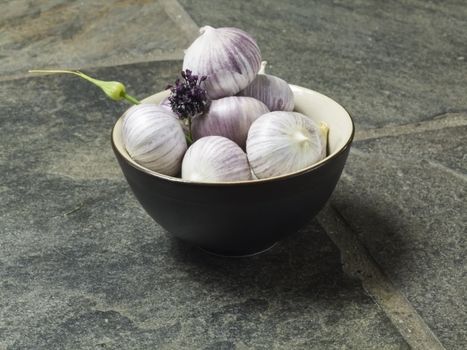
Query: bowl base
xmin=198 ymin=242 xmax=278 ymax=258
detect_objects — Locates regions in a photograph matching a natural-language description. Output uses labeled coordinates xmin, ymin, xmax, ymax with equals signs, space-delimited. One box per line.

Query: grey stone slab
xmin=178 ymin=0 xmax=467 ymax=129
xmin=0 ymin=61 xmax=408 ymax=349
xmin=331 ymin=127 xmax=467 ymax=349
xmin=0 ymin=0 xmax=196 ymax=80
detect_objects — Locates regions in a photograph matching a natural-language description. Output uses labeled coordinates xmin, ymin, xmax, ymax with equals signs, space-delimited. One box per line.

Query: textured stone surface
xmin=0 ymin=62 xmax=407 ymax=349
xmin=331 ymin=125 xmax=467 ymax=349
xmin=2 ymin=0 xmax=467 ymax=348
xmin=0 ymin=0 xmax=197 ymax=80
xmin=178 ymin=0 xmax=467 ymax=129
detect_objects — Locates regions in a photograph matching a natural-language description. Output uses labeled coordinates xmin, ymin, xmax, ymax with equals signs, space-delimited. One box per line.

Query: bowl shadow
xmin=162 ymin=218 xmax=364 ymax=302
xmin=328 ymin=195 xmax=415 ymax=281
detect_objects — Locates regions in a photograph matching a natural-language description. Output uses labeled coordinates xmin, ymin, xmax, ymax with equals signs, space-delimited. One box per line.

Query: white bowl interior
xmin=290 ymin=85 xmax=353 ymax=155
xmin=113 ymin=86 xmax=353 ymax=181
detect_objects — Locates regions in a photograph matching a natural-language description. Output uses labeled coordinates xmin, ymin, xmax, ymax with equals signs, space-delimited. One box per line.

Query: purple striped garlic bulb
xmin=182 ymin=136 xmax=252 ymax=183
xmin=192 ymin=96 xmax=269 ymax=149
xmin=122 ymin=104 xmax=187 ymax=176
xmin=246 ymin=111 xmax=327 ymax=179
xmin=183 ymin=26 xmax=262 ymax=99
xmin=239 ymin=61 xmax=294 ymax=111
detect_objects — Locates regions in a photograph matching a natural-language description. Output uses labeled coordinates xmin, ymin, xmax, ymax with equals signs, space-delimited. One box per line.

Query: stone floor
xmin=0 ymin=0 xmax=466 ymax=349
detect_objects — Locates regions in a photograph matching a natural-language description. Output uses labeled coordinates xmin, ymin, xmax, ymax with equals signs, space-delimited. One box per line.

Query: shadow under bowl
xmin=111 ymin=85 xmax=354 ymax=256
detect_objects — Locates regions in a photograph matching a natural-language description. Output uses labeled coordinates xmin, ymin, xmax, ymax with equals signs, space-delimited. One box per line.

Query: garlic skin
xmin=183 ymin=26 xmax=262 ymax=99
xmin=246 ymin=111 xmax=326 ymax=179
xmin=238 ymin=61 xmax=294 ymax=112
xmin=122 ymin=104 xmax=187 ymax=176
xmin=182 ymin=136 xmax=252 ymax=182
xmin=159 ymin=96 xmax=190 ymax=134
xmin=159 ymin=96 xmax=172 ymax=110
xmin=192 ymin=96 xmax=269 ymax=149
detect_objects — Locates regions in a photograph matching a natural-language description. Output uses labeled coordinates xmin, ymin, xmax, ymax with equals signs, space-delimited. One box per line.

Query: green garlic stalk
xmin=28 ymin=69 xmax=140 ymax=105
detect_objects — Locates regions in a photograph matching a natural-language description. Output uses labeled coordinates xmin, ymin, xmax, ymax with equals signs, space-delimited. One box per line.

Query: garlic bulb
xmin=182 ymin=136 xmax=252 ymax=182
xmin=122 ymin=104 xmax=187 ymax=176
xmin=246 ymin=111 xmax=326 ymax=179
xmin=238 ymin=61 xmax=294 ymax=111
xmin=183 ymin=26 xmax=262 ymax=99
xmin=192 ymin=96 xmax=269 ymax=149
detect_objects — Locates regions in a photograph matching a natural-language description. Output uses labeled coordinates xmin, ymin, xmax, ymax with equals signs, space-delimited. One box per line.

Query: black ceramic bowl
xmin=112 ymin=85 xmax=354 ymax=256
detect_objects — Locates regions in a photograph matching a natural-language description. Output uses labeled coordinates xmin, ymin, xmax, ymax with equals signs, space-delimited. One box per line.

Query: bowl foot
xmin=198 ymin=242 xmax=278 ymax=258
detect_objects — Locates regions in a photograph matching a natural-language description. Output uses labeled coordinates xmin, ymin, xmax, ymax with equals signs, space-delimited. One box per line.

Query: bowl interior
xmin=112 ymin=85 xmax=354 ymax=182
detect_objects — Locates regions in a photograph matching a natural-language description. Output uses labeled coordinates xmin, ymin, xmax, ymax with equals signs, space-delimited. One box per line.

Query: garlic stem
xmin=123 ymin=93 xmax=140 ymax=105
xmin=258 ymin=61 xmax=268 ymax=74
xmin=320 ymin=121 xmax=330 ymax=157
xmin=28 ymin=69 xmax=140 ymax=105
xmin=199 ymin=25 xmax=214 ymax=34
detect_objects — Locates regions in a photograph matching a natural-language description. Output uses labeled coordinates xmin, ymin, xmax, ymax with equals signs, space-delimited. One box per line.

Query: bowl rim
xmin=111 ymin=85 xmax=355 ymax=186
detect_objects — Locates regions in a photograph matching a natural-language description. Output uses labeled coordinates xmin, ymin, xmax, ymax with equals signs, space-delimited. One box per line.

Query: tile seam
xmin=354 ymin=112 xmax=467 ymax=142
xmin=346 ymin=147 xmax=467 ymax=182
xmin=426 ymin=160 xmax=467 ymax=182
xmin=161 ymin=0 xmax=200 ymax=41
xmin=317 ymin=204 xmax=446 ymax=350
xmin=0 ymin=53 xmax=185 ymax=83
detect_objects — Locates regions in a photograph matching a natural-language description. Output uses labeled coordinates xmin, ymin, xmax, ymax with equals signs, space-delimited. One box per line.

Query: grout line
xmin=349 ymin=145 xmax=467 ymax=181
xmin=354 ymin=112 xmax=467 ymax=142
xmin=317 ymin=204 xmax=446 ymax=350
xmin=0 ymin=53 xmax=185 ymax=83
xmin=161 ymin=0 xmax=200 ymax=41
xmin=427 ymin=160 xmax=467 ymax=182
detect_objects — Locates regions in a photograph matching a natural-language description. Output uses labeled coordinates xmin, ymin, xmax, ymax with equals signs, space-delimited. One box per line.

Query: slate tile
xmin=332 ymin=127 xmax=466 ymax=349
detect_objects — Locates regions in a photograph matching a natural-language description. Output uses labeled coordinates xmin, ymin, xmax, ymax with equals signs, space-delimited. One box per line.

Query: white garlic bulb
xmin=246 ymin=111 xmax=326 ymax=179
xmin=238 ymin=61 xmax=294 ymax=111
xmin=122 ymin=104 xmax=187 ymax=176
xmin=182 ymin=136 xmax=252 ymax=182
xmin=183 ymin=26 xmax=262 ymax=99
xmin=192 ymin=96 xmax=269 ymax=149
